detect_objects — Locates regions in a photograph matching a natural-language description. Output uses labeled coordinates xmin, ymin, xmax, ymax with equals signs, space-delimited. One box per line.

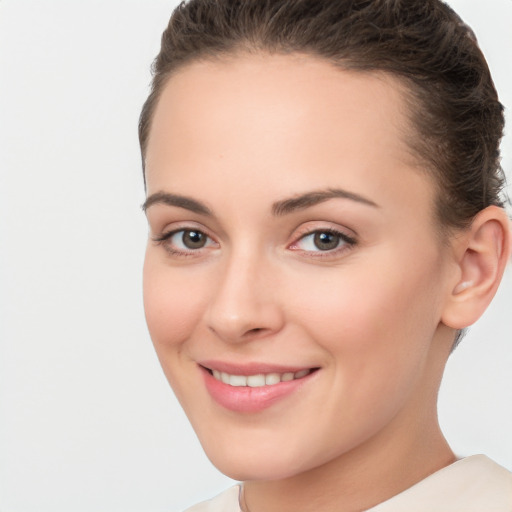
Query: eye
xmin=153 ymin=228 xmax=217 ymax=256
xmin=173 ymin=230 xmax=209 ymax=249
xmin=290 ymin=229 xmax=356 ymax=254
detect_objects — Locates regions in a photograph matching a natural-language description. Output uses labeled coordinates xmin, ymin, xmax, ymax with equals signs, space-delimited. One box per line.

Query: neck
xmin=242 ymin=328 xmax=456 ymax=512
xmin=242 ymin=416 xmax=454 ymax=512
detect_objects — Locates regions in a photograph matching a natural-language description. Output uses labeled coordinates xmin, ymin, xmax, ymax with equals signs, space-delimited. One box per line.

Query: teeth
xmin=247 ymin=374 xmax=266 ymax=387
xmin=210 ymin=368 xmax=313 ymax=387
xmin=229 ymin=375 xmax=247 ymax=387
xmin=265 ymin=373 xmax=281 ymax=385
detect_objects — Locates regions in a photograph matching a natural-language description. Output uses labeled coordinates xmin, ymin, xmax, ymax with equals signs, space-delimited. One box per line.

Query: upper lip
xmin=198 ymin=360 xmax=318 ymax=375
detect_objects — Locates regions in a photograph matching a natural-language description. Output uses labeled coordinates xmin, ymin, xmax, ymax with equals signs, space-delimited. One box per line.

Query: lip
xmin=199 ymin=360 xmax=311 ymax=375
xmin=199 ymin=361 xmax=319 ymax=413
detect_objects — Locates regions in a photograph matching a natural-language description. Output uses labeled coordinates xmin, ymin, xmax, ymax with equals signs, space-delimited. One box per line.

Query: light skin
xmin=142 ymin=54 xmax=510 ymax=512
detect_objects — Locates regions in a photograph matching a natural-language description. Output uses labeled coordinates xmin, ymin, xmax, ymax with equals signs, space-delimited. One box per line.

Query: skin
xmin=142 ymin=54 xmax=507 ymax=511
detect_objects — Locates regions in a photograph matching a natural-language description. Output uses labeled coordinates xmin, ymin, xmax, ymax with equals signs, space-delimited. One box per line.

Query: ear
xmin=442 ymin=206 xmax=511 ymax=329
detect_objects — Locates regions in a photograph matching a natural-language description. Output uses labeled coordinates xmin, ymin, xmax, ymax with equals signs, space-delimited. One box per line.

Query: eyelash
xmin=152 ymin=228 xmax=218 ymax=258
xmin=289 ymin=228 xmax=357 ymax=258
xmin=152 ymin=227 xmax=357 ymax=259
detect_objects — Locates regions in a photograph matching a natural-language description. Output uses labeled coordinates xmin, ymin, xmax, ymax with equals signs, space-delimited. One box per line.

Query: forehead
xmin=145 ymin=53 xmax=434 ymax=221
xmin=147 ymin=54 xmax=415 ymax=164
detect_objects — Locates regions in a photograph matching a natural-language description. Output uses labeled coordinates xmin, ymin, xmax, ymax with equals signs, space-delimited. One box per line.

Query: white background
xmin=0 ymin=1 xmax=511 ymax=511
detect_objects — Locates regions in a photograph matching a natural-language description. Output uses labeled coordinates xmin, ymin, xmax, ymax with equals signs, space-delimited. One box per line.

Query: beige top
xmin=183 ymin=455 xmax=512 ymax=512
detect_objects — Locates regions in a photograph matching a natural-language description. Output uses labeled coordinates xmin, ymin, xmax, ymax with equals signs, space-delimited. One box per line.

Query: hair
xmin=139 ymin=0 xmax=507 ymax=231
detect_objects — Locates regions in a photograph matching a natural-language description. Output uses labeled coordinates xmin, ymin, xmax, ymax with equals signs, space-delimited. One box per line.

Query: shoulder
xmin=182 ymin=486 xmax=241 ymax=512
xmin=368 ymin=455 xmax=512 ymax=511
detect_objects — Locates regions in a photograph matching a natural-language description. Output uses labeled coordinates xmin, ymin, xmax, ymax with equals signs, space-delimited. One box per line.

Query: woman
xmin=139 ymin=0 xmax=511 ymax=510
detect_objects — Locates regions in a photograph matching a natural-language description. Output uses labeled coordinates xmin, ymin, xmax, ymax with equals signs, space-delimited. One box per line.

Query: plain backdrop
xmin=0 ymin=1 xmax=511 ymax=511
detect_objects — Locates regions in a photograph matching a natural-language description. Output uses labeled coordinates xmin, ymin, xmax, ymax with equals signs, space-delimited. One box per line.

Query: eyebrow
xmin=271 ymin=188 xmax=379 ymax=216
xmin=142 ymin=192 xmax=213 ymax=216
xmin=142 ymin=187 xmax=379 ymax=216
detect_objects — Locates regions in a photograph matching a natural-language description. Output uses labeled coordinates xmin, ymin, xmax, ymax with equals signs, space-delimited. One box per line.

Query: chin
xmin=208 ymin=453 xmax=301 ymax=482
xmin=199 ymin=432 xmax=326 ymax=482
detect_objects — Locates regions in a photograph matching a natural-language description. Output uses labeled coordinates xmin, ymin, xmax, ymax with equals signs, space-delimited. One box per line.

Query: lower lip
xmin=201 ymin=368 xmax=316 ymax=413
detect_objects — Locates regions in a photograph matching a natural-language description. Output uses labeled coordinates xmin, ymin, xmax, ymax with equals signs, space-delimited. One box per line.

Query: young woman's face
xmin=143 ymin=55 xmax=456 ymax=480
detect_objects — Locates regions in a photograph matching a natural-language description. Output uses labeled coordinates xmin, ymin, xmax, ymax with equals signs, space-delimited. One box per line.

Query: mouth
xmin=203 ymin=367 xmax=317 ymax=388
xmin=199 ymin=363 xmax=320 ymax=413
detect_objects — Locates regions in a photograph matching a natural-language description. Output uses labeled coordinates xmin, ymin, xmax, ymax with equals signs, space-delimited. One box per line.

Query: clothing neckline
xmin=366 ymin=454 xmax=512 ymax=511
xmin=231 ymin=455 xmax=512 ymax=512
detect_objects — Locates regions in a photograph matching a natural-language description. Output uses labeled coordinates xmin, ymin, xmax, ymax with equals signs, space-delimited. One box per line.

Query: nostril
xmin=246 ymin=327 xmax=265 ymax=336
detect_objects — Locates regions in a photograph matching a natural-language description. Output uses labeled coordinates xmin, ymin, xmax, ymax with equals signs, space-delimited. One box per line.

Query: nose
xmin=204 ymin=250 xmax=285 ymax=343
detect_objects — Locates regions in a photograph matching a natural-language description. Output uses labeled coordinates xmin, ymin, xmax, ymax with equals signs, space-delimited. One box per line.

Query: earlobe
xmin=442 ymin=206 xmax=511 ymax=330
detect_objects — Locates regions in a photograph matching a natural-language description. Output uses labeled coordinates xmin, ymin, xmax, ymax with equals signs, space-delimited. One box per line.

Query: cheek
xmin=287 ymin=249 xmax=444 ymax=390
xmin=143 ymin=251 xmax=206 ymax=355
xmin=142 ymin=252 xmax=215 ymax=412
xmin=292 ymin=268 xmax=437 ymax=344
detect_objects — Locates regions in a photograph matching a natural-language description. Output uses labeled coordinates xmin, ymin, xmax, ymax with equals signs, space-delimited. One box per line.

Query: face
xmin=143 ymin=54 xmax=455 ymax=481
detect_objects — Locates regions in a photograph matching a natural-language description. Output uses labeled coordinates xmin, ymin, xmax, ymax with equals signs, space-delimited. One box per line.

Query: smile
xmin=200 ymin=364 xmax=319 ymax=413
xmin=210 ymin=368 xmax=313 ymax=387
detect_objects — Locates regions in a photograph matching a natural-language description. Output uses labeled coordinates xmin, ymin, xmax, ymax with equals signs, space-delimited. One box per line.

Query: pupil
xmin=314 ymin=232 xmax=339 ymax=250
xmin=183 ymin=230 xmax=206 ymax=249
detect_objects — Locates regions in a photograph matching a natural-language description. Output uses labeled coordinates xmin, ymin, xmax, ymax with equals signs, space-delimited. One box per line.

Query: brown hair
xmin=139 ymin=0 xmax=507 ymax=230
